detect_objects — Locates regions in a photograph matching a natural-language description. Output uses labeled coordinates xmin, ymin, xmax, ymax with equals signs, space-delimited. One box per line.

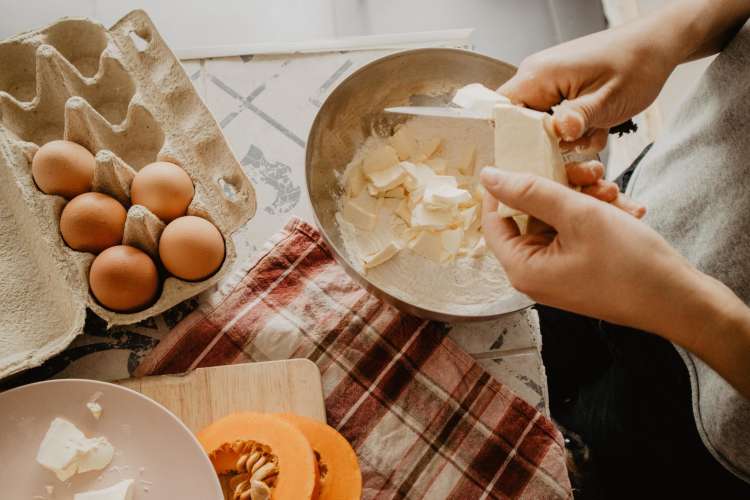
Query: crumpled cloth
xmin=135 ymin=218 xmax=571 ymax=499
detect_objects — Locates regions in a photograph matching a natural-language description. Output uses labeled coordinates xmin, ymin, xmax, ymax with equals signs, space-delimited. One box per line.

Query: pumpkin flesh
xmin=198 ymin=412 xmax=319 ymax=500
xmin=278 ymin=413 xmax=362 ymax=500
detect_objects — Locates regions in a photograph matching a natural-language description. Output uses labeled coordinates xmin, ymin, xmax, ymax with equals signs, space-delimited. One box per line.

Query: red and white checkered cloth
xmin=135 ymin=218 xmax=571 ymax=499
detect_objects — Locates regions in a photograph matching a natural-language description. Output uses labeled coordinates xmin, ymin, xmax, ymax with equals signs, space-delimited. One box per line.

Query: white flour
xmin=336 ymin=116 xmax=515 ymax=316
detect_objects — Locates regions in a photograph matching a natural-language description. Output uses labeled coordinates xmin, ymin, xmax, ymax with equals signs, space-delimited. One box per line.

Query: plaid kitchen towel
xmin=135 ymin=218 xmax=572 ymax=499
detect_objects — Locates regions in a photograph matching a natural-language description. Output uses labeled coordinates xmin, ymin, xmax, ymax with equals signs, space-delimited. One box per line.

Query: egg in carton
xmin=0 ymin=10 xmax=256 ymax=378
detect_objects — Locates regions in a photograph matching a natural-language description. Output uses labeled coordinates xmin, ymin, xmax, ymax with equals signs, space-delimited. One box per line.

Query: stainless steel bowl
xmin=305 ymin=48 xmax=533 ymax=322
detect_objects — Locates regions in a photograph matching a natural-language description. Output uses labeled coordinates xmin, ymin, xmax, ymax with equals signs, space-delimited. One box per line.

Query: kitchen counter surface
xmin=3 ymin=39 xmax=551 ymax=415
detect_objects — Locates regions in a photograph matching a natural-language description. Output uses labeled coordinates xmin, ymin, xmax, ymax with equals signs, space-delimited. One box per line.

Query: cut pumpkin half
xmin=278 ymin=413 xmax=362 ymax=500
xmin=198 ymin=412 xmax=320 ymax=500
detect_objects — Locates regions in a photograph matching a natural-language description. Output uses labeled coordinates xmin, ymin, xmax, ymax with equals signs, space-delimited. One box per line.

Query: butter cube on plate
xmin=74 ymin=479 xmax=135 ymax=500
xmin=36 ymin=418 xmax=114 ymax=482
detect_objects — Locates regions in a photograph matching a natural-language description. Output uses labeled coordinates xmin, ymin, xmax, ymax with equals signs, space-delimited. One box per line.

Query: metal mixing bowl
xmin=305 ymin=48 xmax=533 ymax=322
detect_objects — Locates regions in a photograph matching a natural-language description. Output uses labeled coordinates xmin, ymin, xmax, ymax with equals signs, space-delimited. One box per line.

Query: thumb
xmin=480 ymin=167 xmax=574 ymax=228
xmin=551 ymin=90 xmax=610 ymax=142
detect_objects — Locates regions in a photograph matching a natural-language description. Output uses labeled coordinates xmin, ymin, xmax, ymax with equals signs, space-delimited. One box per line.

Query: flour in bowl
xmin=335 ymin=115 xmax=515 ymax=315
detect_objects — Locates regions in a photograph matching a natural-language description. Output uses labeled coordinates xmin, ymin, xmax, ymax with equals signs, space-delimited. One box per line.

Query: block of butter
xmin=74 ymin=479 xmax=135 ymax=500
xmin=36 ymin=417 xmax=114 ymax=481
xmin=492 ymin=104 xmax=568 ymax=217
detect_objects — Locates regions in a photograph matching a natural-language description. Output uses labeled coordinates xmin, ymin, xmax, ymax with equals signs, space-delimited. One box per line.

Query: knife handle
xmin=609 ymin=119 xmax=637 ymax=136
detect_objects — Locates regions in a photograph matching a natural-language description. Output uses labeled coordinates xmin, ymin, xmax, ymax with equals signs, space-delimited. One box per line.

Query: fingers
xmin=580 ymin=180 xmax=647 ymax=219
xmin=560 ymin=128 xmax=609 ymax=155
xmin=612 ymin=192 xmax=647 ymax=219
xmin=481 ymin=189 xmax=520 ymax=240
xmin=565 ymin=160 xmax=604 ymax=186
xmin=480 ymin=167 xmax=575 ymax=228
xmin=481 ymin=188 xmax=522 ymax=264
xmin=551 ymin=92 xmax=609 ymax=142
xmin=498 ymin=63 xmax=565 ymax=112
xmin=582 ymin=180 xmax=619 ymax=203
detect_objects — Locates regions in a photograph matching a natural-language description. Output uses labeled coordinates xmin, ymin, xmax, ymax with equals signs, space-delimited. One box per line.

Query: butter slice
xmin=363 ymin=242 xmax=401 ymax=269
xmin=409 ymin=231 xmax=444 ymax=261
xmin=394 ymin=199 xmax=411 ymax=223
xmin=342 ymin=193 xmax=378 ymax=230
xmin=401 ymin=161 xmax=437 ymax=197
xmin=426 ymin=157 xmax=448 ymax=174
xmin=411 ymin=204 xmax=455 ymax=230
xmin=470 ymin=237 xmax=487 ymax=257
xmin=459 ymin=206 xmax=478 ymax=230
xmin=493 ymin=104 xmax=567 ymax=217
xmin=389 ymin=126 xmax=441 ymax=162
xmin=74 ymin=479 xmax=135 ymax=500
xmin=383 ymin=186 xmax=406 ymax=199
xmin=424 ymin=183 xmax=472 ymax=210
xmin=362 ymin=144 xmax=399 ymax=175
xmin=36 ymin=418 xmax=114 ymax=482
xmin=367 ymin=163 xmax=407 ymax=191
xmin=345 ymin=163 xmax=367 ymax=197
xmin=452 ymin=83 xmax=510 ymax=115
xmin=418 ymin=137 xmax=442 ymax=160
xmin=389 ymin=126 xmax=417 ymax=161
xmin=442 ymin=228 xmax=464 ymax=256
xmin=452 ymin=145 xmax=477 ymax=176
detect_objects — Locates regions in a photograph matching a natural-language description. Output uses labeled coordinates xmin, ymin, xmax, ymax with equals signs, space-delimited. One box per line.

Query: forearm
xmin=640 ymin=0 xmax=750 ymax=64
xmin=652 ymin=266 xmax=750 ymax=400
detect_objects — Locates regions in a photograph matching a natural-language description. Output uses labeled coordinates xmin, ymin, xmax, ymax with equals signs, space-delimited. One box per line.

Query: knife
xmin=385 ymin=106 xmax=637 ymax=136
xmin=384 ymin=106 xmax=491 ymax=120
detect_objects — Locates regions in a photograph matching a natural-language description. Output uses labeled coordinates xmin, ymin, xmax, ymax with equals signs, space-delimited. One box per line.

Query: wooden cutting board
xmin=118 ymin=359 xmax=326 ymax=433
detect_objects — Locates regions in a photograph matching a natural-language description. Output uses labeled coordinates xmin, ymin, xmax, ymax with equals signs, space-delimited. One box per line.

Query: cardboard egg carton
xmin=0 ymin=10 xmax=256 ymax=378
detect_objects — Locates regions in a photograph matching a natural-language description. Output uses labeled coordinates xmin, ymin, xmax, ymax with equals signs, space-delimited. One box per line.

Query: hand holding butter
xmin=387 ymin=83 xmax=620 ymax=219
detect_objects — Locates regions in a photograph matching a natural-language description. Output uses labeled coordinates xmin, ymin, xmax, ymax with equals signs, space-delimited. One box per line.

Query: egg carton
xmin=0 ymin=10 xmax=256 ymax=378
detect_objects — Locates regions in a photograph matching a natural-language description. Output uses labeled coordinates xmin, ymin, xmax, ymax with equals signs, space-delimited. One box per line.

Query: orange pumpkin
xmin=198 ymin=412 xmax=320 ymax=500
xmin=278 ymin=413 xmax=362 ymax=500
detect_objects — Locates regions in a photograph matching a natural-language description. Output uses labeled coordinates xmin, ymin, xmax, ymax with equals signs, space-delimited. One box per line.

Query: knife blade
xmin=384 ymin=106 xmax=491 ymax=120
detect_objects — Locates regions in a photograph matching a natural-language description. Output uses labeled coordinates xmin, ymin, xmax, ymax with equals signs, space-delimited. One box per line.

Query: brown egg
xmin=130 ymin=161 xmax=194 ymax=222
xmin=159 ymin=216 xmax=225 ymax=281
xmin=32 ymin=140 xmax=95 ymax=199
xmin=89 ymin=245 xmax=159 ymax=312
xmin=60 ymin=192 xmax=127 ymax=253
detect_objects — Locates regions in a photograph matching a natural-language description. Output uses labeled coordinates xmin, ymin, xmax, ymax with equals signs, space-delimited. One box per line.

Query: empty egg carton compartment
xmin=0 ymin=10 xmax=256 ymax=378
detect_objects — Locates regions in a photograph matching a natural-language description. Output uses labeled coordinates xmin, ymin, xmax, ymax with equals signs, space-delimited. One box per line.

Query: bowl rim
xmin=305 ymin=47 xmax=534 ymax=323
xmin=0 ymin=378 xmax=224 ymax=496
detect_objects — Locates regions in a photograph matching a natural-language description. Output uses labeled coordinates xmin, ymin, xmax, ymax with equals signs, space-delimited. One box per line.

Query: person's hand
xmin=497 ymin=21 xmax=680 ymax=218
xmin=481 ymin=167 xmax=750 ymax=399
xmin=499 ymin=23 xmax=677 ymax=147
xmin=481 ymin=167 xmax=750 ymax=398
xmin=562 ymin=159 xmax=645 ymax=218
xmin=480 ymin=167 xmax=689 ymax=332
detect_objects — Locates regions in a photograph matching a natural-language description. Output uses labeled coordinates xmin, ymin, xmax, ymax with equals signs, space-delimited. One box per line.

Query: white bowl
xmin=0 ymin=379 xmax=222 ymax=499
